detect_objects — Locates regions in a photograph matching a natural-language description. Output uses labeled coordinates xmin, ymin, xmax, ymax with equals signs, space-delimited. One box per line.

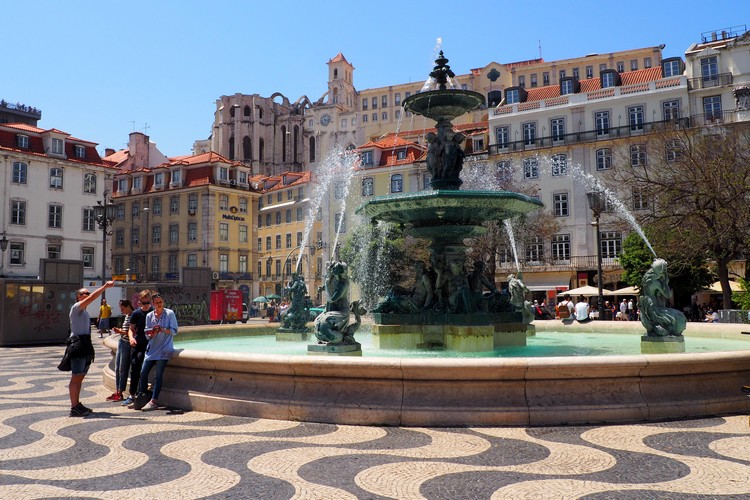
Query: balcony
xmin=687 ymin=72 xmax=733 ymax=91
xmin=497 ymin=255 xmax=621 ymax=272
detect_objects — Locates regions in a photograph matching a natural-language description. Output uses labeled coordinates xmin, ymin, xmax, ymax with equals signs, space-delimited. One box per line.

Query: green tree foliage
xmin=619 ymin=232 xmax=653 ymax=288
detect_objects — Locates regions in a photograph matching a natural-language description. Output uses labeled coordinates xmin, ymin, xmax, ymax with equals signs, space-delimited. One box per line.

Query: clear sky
xmin=3 ymin=1 xmax=744 ymax=158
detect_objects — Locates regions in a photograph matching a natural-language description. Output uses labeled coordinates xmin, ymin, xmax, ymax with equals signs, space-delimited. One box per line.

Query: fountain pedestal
xmin=307 ymin=342 xmax=362 ymax=356
xmin=640 ymin=336 xmax=686 ymax=354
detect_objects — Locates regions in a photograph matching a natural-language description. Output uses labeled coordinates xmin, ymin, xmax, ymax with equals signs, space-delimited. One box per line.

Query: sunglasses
xmin=140 ymin=301 xmax=151 ymax=305
xmin=78 ymin=292 xmax=91 ymax=296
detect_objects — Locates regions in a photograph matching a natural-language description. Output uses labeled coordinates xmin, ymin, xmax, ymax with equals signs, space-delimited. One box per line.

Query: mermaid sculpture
xmin=638 ymin=259 xmax=687 ymax=337
xmin=279 ymin=273 xmax=310 ymax=333
xmin=314 ymin=261 xmax=365 ymax=345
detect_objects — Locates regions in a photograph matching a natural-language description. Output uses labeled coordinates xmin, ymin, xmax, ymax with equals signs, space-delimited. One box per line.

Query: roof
xmin=254 ymin=170 xmax=312 ymax=193
xmin=328 ymin=52 xmax=351 ymax=65
xmin=0 ymin=122 xmax=110 ymax=168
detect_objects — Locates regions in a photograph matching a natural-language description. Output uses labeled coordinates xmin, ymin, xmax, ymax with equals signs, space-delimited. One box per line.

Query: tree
xmin=607 ymin=122 xmax=750 ymax=309
xmin=618 ymin=232 xmax=653 ymax=288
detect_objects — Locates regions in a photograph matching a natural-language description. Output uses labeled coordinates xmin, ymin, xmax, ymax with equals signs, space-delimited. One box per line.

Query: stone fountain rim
xmin=355 ymin=189 xmax=544 ymax=216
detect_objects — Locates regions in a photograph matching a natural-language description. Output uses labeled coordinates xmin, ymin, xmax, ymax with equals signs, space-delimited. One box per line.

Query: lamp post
xmin=142 ymin=206 xmax=150 ymax=281
xmin=94 ymin=194 xmax=118 ymax=299
xmin=0 ymin=232 xmax=8 ymax=277
xmin=586 ymin=192 xmax=606 ymax=318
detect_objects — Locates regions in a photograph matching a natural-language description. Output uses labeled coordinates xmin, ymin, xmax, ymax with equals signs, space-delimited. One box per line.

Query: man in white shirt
xmin=574 ymin=298 xmax=590 ymax=322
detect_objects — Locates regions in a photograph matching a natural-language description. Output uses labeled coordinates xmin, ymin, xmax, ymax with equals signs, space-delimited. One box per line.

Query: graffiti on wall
xmin=19 ymin=304 xmax=64 ymax=332
xmin=125 ymin=284 xmax=211 ymax=326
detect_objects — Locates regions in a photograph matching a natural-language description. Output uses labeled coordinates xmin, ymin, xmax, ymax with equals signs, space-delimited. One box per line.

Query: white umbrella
xmin=557 ymin=285 xmax=601 ymax=297
xmin=610 ymin=286 xmax=640 ymax=295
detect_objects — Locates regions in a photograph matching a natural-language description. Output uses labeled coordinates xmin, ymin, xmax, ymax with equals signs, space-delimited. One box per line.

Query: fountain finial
xmin=430 ymin=50 xmax=455 ymax=90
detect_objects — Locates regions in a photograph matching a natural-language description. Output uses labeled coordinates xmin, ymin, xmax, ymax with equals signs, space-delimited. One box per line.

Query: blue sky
xmin=3 ymin=1 xmax=743 ymax=158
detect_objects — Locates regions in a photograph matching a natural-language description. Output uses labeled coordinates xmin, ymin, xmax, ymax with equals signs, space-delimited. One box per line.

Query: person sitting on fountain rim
xmin=574 ymin=297 xmax=591 ymax=323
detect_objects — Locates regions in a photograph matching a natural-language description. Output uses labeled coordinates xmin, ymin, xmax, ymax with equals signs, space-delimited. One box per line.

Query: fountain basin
xmin=102 ymin=321 xmax=750 ymax=426
xmin=402 ymin=89 xmax=485 ymax=122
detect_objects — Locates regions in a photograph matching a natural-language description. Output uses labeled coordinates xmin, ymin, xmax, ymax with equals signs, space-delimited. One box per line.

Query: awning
xmin=519 ymin=272 xmax=572 ymax=292
xmin=705 ymin=280 xmax=743 ymax=292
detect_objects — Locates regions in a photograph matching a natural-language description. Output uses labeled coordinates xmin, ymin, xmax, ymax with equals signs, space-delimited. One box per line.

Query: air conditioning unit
xmin=188 ymin=208 xmax=196 ymax=216
xmin=230 ymin=179 xmax=237 ymax=187
xmin=212 ymin=272 xmax=220 ymax=280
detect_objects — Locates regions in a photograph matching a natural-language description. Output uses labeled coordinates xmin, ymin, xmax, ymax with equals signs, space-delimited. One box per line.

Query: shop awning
xmin=519 ymin=272 xmax=572 ymax=292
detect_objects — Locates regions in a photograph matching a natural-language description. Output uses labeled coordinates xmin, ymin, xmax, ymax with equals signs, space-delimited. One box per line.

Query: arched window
xmin=281 ymin=126 xmax=287 ymax=162
xmin=243 ymin=105 xmax=251 ymax=117
xmin=487 ymin=90 xmax=503 ymax=107
xmin=258 ymin=138 xmax=264 ymax=163
xmin=256 ymin=106 xmax=263 ymax=119
xmin=334 ymin=68 xmax=338 ymax=79
xmin=309 ymin=136 xmax=316 ymax=163
xmin=229 ymin=106 xmax=236 ymax=118
xmin=293 ymin=125 xmax=299 ymax=161
xmin=243 ymin=136 xmax=252 ymax=161
xmin=332 ymin=88 xmax=338 ymax=104
xmin=228 ymin=137 xmax=235 ymax=160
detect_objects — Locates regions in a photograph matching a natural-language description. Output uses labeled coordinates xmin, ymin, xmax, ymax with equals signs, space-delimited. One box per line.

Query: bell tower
xmin=327 ymin=53 xmax=356 ymax=113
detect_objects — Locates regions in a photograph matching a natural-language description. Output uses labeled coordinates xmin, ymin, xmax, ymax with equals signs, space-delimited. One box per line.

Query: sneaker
xmin=71 ymin=403 xmax=92 ymax=417
xmin=141 ymin=400 xmax=158 ymax=412
xmin=105 ymin=392 xmax=120 ymax=401
xmin=110 ymin=393 xmax=123 ymax=402
xmin=121 ymin=396 xmax=134 ymax=406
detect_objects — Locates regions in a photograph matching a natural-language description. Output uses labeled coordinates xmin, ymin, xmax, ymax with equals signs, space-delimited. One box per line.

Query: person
xmin=135 ymin=293 xmax=178 ymax=411
xmin=603 ymin=301 xmax=612 ymax=320
xmin=620 ymin=299 xmax=629 ymax=321
xmin=267 ymin=302 xmax=276 ymax=323
xmin=628 ymin=298 xmax=635 ymax=321
xmin=574 ymin=297 xmax=591 ymax=322
xmin=98 ymin=298 xmax=112 ymax=337
xmin=106 ymin=299 xmax=134 ymax=402
xmin=705 ymin=309 xmax=719 ymax=323
xmin=121 ymin=290 xmax=153 ymax=406
xmin=557 ymin=294 xmax=574 ymax=319
xmin=64 ymin=281 xmax=114 ymax=416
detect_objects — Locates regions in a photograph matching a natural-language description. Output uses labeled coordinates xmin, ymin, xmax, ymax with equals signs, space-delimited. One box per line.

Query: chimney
xmin=104 ymin=148 xmax=116 ymax=157
xmin=128 ymin=132 xmax=150 ymax=169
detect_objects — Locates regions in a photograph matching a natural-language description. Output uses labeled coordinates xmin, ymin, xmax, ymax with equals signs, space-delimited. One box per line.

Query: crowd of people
xmin=62 ymin=286 xmax=178 ymax=417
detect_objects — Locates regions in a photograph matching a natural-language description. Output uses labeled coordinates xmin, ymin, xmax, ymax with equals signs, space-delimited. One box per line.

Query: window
xmin=116 ymin=204 xmax=125 ymax=220
xmin=151 ymin=256 xmax=160 ymax=276
xmin=286 ymin=233 xmax=292 ymax=248
xmin=423 ymin=173 xmax=431 ymax=189
xmin=219 ymin=167 xmax=229 ymax=182
xmin=552 ymin=234 xmax=570 ymax=261
xmin=335 ymin=213 xmax=347 ymax=233
xmin=601 ymin=72 xmax=615 ymax=88
xmin=372 ymin=97 xmax=377 ymax=109
xmin=275 ymin=211 xmax=281 ymax=225
xmin=362 ymin=99 xmax=368 ymax=110
xmin=154 ymin=172 xmax=164 ymax=188
xmin=334 ymin=182 xmax=345 ymax=199
xmin=595 ymin=111 xmax=610 ymax=136
xmin=153 ymin=198 xmax=162 ymax=215
xmin=703 ymin=95 xmax=722 ymax=121
xmin=171 ymin=170 xmax=182 ymax=185
xmin=560 ymin=79 xmax=574 ymax=95
xmin=83 ymin=173 xmax=96 ymax=194
xmin=630 ymin=145 xmax=647 ymax=167
xmin=628 ymin=106 xmax=644 ymax=131
xmin=275 ymin=234 xmax=281 ymax=249
xmin=9 ymin=242 xmax=24 ymax=265
xmin=596 ymin=149 xmax=612 ymax=170
xmin=701 ymin=56 xmax=718 ymax=83
xmin=663 ymin=100 xmax=680 ymax=121
xmin=381 ymin=112 xmax=387 ymax=121
xmin=297 ymin=231 xmax=303 ymax=246
xmin=239 ymin=225 xmax=248 ymax=243
xmin=395 ymin=93 xmax=401 ymax=105
xmin=665 ymin=139 xmax=683 ymax=163
xmin=372 ymin=113 xmax=377 ymax=121
xmin=117 ymin=178 xmax=127 ymax=193
xmin=169 ymin=224 xmax=179 ymax=244
xmin=48 ymin=204 xmax=63 ymax=228
xmin=632 ymin=187 xmax=649 ymax=210
xmin=219 ymin=223 xmax=229 ymax=242
xmin=187 ymin=254 xmax=197 ymax=267
xmin=551 ymin=118 xmax=565 ymax=142
xmin=616 ymin=61 xmax=624 ymax=73
xmin=382 ymin=95 xmax=387 ymax=107
xmin=518 ymin=75 xmax=526 ymax=88
xmin=82 ymin=208 xmax=95 ymax=231
xmin=543 ymin=72 xmax=550 ymax=85
xmin=586 ymin=66 xmax=593 ymax=79
xmin=152 ymin=225 xmax=161 ymax=244
xmin=523 ymin=157 xmax=538 ymax=179
xmin=573 ymin=67 xmax=579 ymax=79
xmin=17 ymin=135 xmax=29 ymax=149
xmin=50 ymin=138 xmax=63 ymax=154
xmin=239 ymin=197 xmax=248 ymax=214
xmin=526 ymin=236 xmax=544 ymax=262
xmin=644 ymin=57 xmax=652 ymax=69
xmin=390 ymin=174 xmax=403 ymax=193
xmin=275 ymin=260 xmax=281 ymax=277
xmin=188 ymin=222 xmax=197 ymax=242
xmin=188 ymin=194 xmax=198 ymax=212
xmin=11 ymin=200 xmax=26 ymax=225
xmin=362 ymin=177 xmax=374 ymax=196
xmin=266 ymin=236 xmax=272 ymax=251
xmin=496 ymin=161 xmax=512 ymax=182
xmin=662 ymin=58 xmax=681 ymax=77
xmin=115 ymin=229 xmax=124 ymax=248
xmin=553 ymin=193 xmax=569 ymax=216
xmin=218 ymin=254 xmax=228 ymax=273
xmin=530 ymin=74 xmax=537 ymax=87
xmin=265 ymin=213 xmax=272 ymax=226
xmin=630 ymin=59 xmax=638 ymax=71
xmin=133 ymin=177 xmax=142 ymax=190
xmin=296 ymin=207 xmax=304 ymax=221
xmin=601 ymin=231 xmax=622 ymax=258
xmin=362 ymin=114 xmax=368 ymax=122
xmin=219 ymin=194 xmax=229 ymax=211
xmin=131 ymin=201 xmax=140 ymax=218
xmin=551 ymin=154 xmax=567 ymax=176
xmin=257 ymin=238 xmax=262 ymax=252
xmin=239 ymin=255 xmax=248 ymax=274
xmin=131 ymin=228 xmax=139 ymax=246
xmin=506 ymin=88 xmax=520 ymax=104
xmin=169 ymin=254 xmax=178 ymax=273
xmin=12 ymin=162 xmax=27 ymax=184
xmin=522 ymin=122 xmax=536 ymax=145
xmin=170 ymin=196 xmax=180 ymax=214
xmin=238 ymin=171 xmax=247 ymax=184
xmin=82 ymin=247 xmax=94 ymax=268
xmin=285 ymin=209 xmax=292 ymax=223
xmin=472 ymin=137 xmax=484 ymax=151
xmin=495 ymin=126 xmax=509 ymax=149
xmin=559 ymin=69 xmax=566 ymax=79
xmin=50 ymin=168 xmax=63 ymax=189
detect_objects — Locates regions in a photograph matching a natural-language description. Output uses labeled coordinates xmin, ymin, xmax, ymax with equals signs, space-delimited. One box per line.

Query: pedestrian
xmin=121 ymin=290 xmax=153 ymax=407
xmin=574 ymin=297 xmax=591 ymax=322
xmin=628 ymin=298 xmax=635 ymax=321
xmin=135 ymin=293 xmax=178 ymax=411
xmin=107 ymin=299 xmax=134 ymax=402
xmin=98 ymin=298 xmax=112 ymax=337
xmin=620 ymin=299 xmax=628 ymax=321
xmin=61 ymin=281 xmax=114 ymax=417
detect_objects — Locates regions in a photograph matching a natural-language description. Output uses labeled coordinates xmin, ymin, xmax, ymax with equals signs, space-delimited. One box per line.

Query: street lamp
xmin=587 ymin=191 xmax=606 ymax=319
xmin=142 ymin=206 xmax=150 ymax=280
xmin=0 ymin=232 xmax=8 ymax=277
xmin=94 ymin=195 xmax=118 ymax=299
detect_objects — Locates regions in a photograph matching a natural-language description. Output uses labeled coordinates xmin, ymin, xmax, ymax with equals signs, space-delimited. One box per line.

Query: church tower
xmin=326 ymin=53 xmax=356 ymax=112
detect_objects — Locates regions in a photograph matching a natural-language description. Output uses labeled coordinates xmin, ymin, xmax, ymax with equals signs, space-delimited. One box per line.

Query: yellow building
xmin=254 ymin=170 xmax=323 ymax=303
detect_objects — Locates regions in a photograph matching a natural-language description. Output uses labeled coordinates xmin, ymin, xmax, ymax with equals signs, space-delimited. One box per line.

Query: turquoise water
xmin=175 ymin=331 xmax=750 ymax=358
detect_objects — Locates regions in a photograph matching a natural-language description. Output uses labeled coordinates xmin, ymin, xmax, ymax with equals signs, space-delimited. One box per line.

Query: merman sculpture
xmin=279 ymin=273 xmax=310 ymax=333
xmin=313 ymin=261 xmax=366 ymax=347
xmin=638 ymin=259 xmax=687 ymax=338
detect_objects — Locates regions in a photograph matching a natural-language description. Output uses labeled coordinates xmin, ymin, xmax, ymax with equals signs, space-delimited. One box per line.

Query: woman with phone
xmin=134 ymin=293 xmax=178 ymax=411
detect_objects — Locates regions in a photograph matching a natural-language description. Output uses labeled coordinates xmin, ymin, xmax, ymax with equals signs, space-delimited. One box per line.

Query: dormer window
xmin=51 ymin=138 xmax=64 ymax=155
xmin=74 ymin=145 xmax=86 ymax=158
xmin=154 ymin=172 xmax=164 ymax=187
xmin=16 ymin=135 xmax=29 ymax=149
xmin=238 ymin=171 xmax=247 ymax=184
xmin=600 ymin=69 xmax=621 ymax=88
xmin=560 ymin=77 xmax=579 ymax=95
xmin=218 ymin=167 xmax=229 ymax=182
xmin=505 ymin=86 xmax=527 ymax=104
xmin=361 ymin=150 xmax=374 ymax=166
xmin=661 ymin=57 xmax=683 ymax=77
xmin=171 ymin=169 xmax=181 ymax=186
xmin=396 ymin=149 xmax=407 ymax=160
xmin=117 ymin=178 xmax=128 ymax=193
xmin=133 ymin=177 xmax=142 ymax=190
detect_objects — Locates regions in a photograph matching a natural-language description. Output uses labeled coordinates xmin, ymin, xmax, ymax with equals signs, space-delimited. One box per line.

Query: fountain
xmin=100 ymin=51 xmax=750 ymax=427
xmin=357 ymin=51 xmax=543 ymax=351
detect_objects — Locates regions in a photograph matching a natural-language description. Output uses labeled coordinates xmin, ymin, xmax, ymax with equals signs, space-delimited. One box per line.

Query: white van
xmin=82 ymin=280 xmax=126 ymax=326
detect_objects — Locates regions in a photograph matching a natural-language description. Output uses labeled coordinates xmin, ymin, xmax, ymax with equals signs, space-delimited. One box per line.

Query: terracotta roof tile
xmin=0 ymin=123 xmax=45 ymax=133
xmin=328 ymin=52 xmax=350 ymax=65
xmin=620 ymin=66 xmax=662 ymax=85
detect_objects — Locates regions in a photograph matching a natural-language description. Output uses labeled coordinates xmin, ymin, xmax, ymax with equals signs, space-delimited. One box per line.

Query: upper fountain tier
xmin=402 ymin=50 xmax=485 ymax=123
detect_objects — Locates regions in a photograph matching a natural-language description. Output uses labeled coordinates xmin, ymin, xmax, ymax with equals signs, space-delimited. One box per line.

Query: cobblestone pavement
xmin=1 ymin=340 xmax=749 ymax=499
